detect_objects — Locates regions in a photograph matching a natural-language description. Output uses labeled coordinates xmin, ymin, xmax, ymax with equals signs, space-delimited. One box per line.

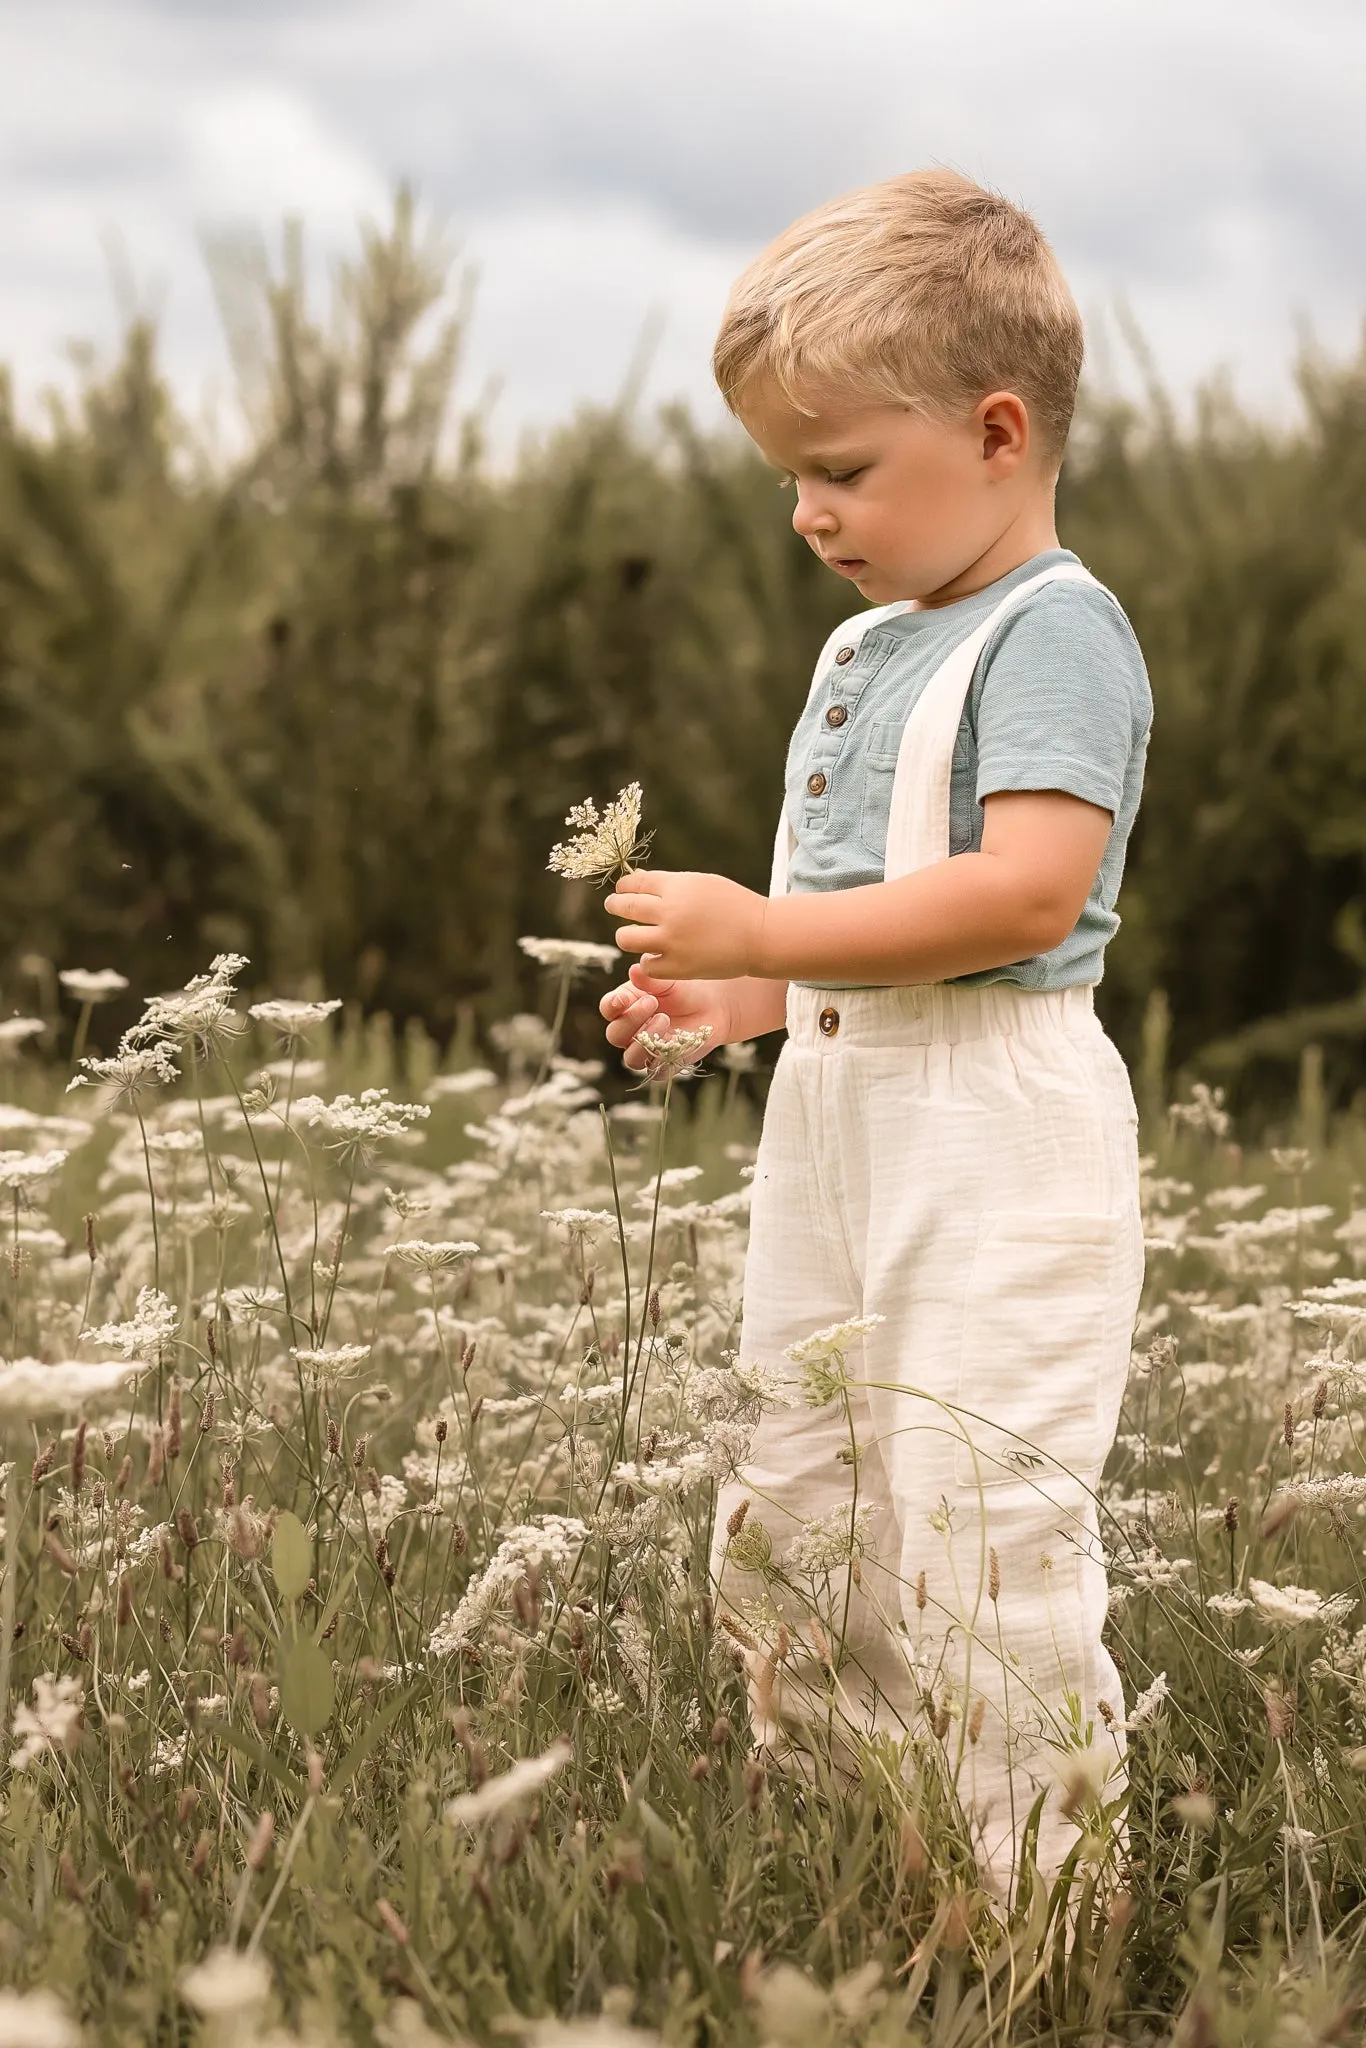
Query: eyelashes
xmin=775 ymin=469 xmax=864 ymax=489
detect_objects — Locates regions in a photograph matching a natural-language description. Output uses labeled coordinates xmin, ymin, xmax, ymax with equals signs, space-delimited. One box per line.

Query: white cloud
xmin=0 ymin=0 xmax=1362 ymax=448
xmin=181 ymin=85 xmax=386 ymax=228
xmin=461 ymin=202 xmax=748 ymax=445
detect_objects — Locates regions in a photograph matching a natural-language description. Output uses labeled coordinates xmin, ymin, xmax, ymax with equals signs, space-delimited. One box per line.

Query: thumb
xmin=629 ymin=962 xmax=678 ymax=997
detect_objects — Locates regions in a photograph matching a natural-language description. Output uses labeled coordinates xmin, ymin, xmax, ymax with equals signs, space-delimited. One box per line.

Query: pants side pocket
xmin=953 ymin=1210 xmax=1125 ymax=1491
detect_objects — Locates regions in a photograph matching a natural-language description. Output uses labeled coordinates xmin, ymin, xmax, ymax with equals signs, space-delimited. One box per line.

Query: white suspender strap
xmin=882 ymin=564 xmax=1103 ymax=880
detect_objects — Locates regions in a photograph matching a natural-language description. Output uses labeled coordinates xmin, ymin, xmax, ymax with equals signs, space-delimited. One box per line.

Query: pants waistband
xmin=784 ymin=980 xmax=1097 ymax=1049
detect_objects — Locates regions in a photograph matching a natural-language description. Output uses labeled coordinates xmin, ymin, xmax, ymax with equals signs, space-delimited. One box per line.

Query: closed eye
xmin=825 ymin=468 xmax=865 ymax=486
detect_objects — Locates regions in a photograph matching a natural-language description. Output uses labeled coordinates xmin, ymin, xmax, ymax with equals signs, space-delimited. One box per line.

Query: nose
xmin=791 ymin=488 xmax=836 ymax=540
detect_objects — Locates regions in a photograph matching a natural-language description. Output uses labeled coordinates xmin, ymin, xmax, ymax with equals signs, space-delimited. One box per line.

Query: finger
xmin=613 ymin=926 xmax=658 ymax=955
xmin=601 ymin=982 xmax=654 ymax=1020
xmin=602 ymin=995 xmax=655 ymax=1040
xmin=623 ymin=1016 xmax=670 ymax=1070
xmin=604 ymin=997 xmax=658 ymax=1047
xmin=604 ymin=893 xmax=662 ymax=924
xmin=618 ymin=869 xmax=664 ymax=892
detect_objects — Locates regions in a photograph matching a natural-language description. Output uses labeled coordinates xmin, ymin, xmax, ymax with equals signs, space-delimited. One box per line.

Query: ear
xmin=977 ymin=391 xmax=1030 ymax=470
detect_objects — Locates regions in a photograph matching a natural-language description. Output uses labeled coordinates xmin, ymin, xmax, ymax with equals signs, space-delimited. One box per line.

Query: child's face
xmin=738 ymin=377 xmax=1042 ymax=607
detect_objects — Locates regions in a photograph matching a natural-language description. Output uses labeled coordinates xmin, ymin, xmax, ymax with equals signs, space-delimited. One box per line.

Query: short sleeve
xmin=971 ymin=583 xmax=1151 ymax=816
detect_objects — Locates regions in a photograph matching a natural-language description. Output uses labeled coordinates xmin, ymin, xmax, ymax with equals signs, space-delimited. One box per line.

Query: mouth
xmin=824 ymin=556 xmax=869 ymax=576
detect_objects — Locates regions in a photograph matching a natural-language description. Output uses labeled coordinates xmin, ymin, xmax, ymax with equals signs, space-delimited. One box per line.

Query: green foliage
xmin=277 ymin=1638 xmax=336 ymax=1740
xmin=3 ymin=200 xmax=1364 ymax=1109
xmin=1060 ymin=352 xmax=1366 ymax=1090
xmin=272 ymin=1510 xmax=313 ymax=1604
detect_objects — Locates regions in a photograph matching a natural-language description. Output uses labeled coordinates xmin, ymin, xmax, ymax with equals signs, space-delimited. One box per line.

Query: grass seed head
xmin=244 ymin=1810 xmax=275 ymax=1871
xmin=898 ymin=1812 xmax=927 ymax=1878
xmin=1264 ymin=1687 xmax=1296 ymax=1741
xmin=376 ymin=1899 xmax=410 ymax=1945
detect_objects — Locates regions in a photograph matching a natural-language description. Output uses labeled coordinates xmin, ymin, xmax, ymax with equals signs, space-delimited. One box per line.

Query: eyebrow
xmin=795 ymin=446 xmax=875 ymax=468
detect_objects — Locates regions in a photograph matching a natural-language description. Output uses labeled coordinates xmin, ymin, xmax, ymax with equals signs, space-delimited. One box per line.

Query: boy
xmin=600 ymin=169 xmax=1149 ymax=1906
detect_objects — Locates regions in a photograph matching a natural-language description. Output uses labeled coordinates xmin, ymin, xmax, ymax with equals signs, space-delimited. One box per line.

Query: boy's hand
xmin=604 ymin=870 xmax=768 ymax=979
xmin=600 ymin=964 xmax=738 ymax=1075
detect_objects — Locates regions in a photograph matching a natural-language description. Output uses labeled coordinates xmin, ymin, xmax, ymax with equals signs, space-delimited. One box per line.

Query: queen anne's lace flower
xmin=342 ymin=1473 xmax=408 ymax=1536
xmin=1168 ymin=1083 xmax=1230 ymax=1137
xmin=786 ymin=1504 xmax=874 ymax=1577
xmin=1123 ymin=1548 xmax=1193 ymax=1589
xmin=0 ymin=1019 xmax=46 ymax=1052
xmin=786 ymin=1314 xmax=884 ymax=1404
xmin=1123 ymin=1671 xmax=1170 ymax=1728
xmin=546 ymin=783 xmax=649 ymax=885
xmin=1290 ymin=1295 xmax=1366 ymax=1339
xmin=247 ymin=998 xmax=342 ymax=1042
xmin=124 ymin=953 xmax=249 ymax=1059
xmin=787 ymin=1316 xmax=885 ymax=1366
xmin=541 ymin=1208 xmax=620 ymax=1246
xmin=0 ymin=1988 xmax=81 ymax=2047
xmin=0 ymin=1150 xmax=67 ymax=1191
xmin=426 ymin=1069 xmax=500 ymax=1099
xmin=11 ymin=1674 xmax=83 ymax=1768
xmin=180 ymin=1948 xmax=272 ymax=2017
xmin=220 ymin=1285 xmax=285 ymax=1324
xmin=428 ymin=1515 xmax=587 ymax=1654
xmin=68 ymin=1041 xmax=180 ymax=1109
xmin=294 ymin=1088 xmax=430 ymax=1164
xmin=385 ymin=1239 xmax=479 ymax=1272
xmin=518 ymin=937 xmax=620 ymax=977
xmin=633 ymin=1027 xmax=712 ymax=1081
xmin=445 ymin=1739 xmax=572 ymax=1826
xmin=291 ymin=1343 xmax=372 ymax=1383
xmin=685 ymin=1359 xmax=795 ymax=1422
xmin=84 ymin=1287 xmax=178 ymax=1360
xmin=0 ymin=1358 xmax=145 ymax=1417
xmin=1249 ymin=1578 xmax=1357 ymax=1627
xmin=58 ymin=968 xmax=128 ymax=1004
xmin=560 ymin=1381 xmax=621 ymax=1410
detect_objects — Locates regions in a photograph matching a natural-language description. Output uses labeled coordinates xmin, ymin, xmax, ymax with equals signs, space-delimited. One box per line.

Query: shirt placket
xmin=800 ymin=635 xmax=889 ymax=835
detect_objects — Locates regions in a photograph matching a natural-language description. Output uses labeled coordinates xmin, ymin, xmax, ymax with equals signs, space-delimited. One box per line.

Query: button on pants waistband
xmin=786 ymin=981 xmax=1097 ymax=1049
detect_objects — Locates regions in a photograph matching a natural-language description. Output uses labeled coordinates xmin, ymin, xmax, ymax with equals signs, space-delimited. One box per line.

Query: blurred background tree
xmin=2 ymin=195 xmax=1365 ymax=1112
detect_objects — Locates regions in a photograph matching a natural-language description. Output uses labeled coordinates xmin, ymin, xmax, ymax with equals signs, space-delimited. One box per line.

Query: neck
xmin=911 ymin=490 xmax=1060 ymax=610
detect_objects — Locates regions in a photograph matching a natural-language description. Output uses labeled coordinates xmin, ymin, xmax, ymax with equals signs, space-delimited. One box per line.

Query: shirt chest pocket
xmin=859 ymin=717 xmax=974 ymax=862
xmin=858 ymin=720 xmax=905 ymax=860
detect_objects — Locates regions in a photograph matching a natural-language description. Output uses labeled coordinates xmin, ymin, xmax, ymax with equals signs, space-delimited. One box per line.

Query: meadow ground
xmin=0 ymin=947 xmax=1362 ymax=2047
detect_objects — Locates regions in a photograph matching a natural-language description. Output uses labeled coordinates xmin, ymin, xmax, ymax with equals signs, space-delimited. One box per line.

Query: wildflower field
xmin=0 ymin=933 xmax=1363 ymax=2048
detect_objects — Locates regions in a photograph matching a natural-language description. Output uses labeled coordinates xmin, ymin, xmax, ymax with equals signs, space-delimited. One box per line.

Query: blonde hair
xmin=713 ymin=168 xmax=1083 ymax=465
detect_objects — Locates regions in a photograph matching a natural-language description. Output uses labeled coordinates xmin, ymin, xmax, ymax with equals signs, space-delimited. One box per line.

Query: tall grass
xmin=0 ymin=941 xmax=1362 ymax=2042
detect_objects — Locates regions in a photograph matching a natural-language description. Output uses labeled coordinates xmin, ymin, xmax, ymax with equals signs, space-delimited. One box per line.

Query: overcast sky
xmin=3 ymin=0 xmax=1363 ymax=456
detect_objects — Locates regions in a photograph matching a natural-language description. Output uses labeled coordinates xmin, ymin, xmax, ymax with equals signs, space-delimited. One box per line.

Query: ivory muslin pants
xmin=709 ymin=564 xmax=1146 ymax=1902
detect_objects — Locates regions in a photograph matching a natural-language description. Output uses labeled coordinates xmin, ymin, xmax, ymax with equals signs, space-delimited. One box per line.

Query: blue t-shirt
xmin=783 ymin=548 xmax=1152 ymax=991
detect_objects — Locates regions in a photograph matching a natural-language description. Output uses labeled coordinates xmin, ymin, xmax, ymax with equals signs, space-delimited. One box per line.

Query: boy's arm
xmin=726 ymin=976 xmax=790 ymax=1038
xmin=605 ymin=790 xmax=1114 ymax=987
